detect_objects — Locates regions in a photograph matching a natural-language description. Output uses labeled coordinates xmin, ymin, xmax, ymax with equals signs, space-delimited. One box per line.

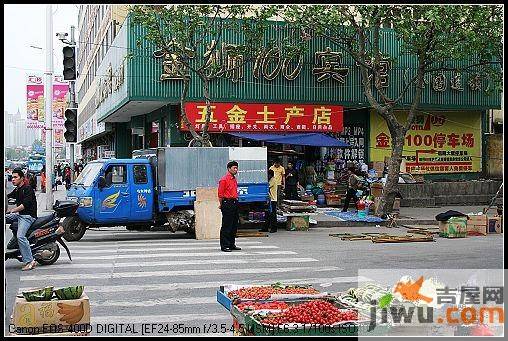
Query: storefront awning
xmin=228 ymin=132 xmax=350 ymax=147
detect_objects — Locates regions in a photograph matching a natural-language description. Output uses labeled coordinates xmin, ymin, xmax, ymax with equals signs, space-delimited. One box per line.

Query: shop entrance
xmin=149 ymin=121 xmax=160 ymax=148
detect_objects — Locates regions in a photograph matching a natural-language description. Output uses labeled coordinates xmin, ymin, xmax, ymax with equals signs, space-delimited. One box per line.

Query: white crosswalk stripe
xmin=22 ymin=265 xmax=339 ymax=280
xmin=68 ymin=245 xmax=280 ymax=254
xmin=71 ymin=250 xmax=297 ymax=260
xmin=31 ymin=257 xmax=322 ymax=271
xmin=65 ymin=241 xmax=265 ymax=248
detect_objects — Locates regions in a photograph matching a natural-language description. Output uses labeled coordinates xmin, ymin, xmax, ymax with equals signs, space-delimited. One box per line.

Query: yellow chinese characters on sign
xmin=369 ymin=110 xmax=482 ymax=174
xmin=196 ymin=105 xmax=217 ymax=123
xmin=226 ymin=105 xmax=247 ymax=124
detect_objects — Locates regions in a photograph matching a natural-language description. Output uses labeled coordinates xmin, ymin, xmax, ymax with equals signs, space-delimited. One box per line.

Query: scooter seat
xmin=30 ymin=214 xmax=56 ymax=230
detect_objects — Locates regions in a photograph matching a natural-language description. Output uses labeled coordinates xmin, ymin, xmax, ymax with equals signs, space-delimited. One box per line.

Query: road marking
xmin=65 ymin=241 xmax=266 ymax=249
xmin=67 ymin=240 xmax=263 ymax=246
xmin=94 ymin=296 xmax=217 ymax=307
xmin=21 ymin=266 xmax=340 ymax=281
xmin=68 ymin=245 xmax=279 ymax=253
xmin=71 ymin=250 xmax=297 ymax=260
xmin=19 ymin=275 xmax=368 ymax=293
xmin=91 ymin=313 xmax=228 ymax=324
xmin=31 ymin=257 xmax=320 ymax=270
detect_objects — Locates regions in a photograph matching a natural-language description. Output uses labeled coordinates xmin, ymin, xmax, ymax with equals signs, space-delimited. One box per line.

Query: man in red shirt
xmin=218 ymin=161 xmax=241 ymax=252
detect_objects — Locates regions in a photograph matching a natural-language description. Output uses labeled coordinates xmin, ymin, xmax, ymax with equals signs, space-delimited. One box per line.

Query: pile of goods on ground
xmin=279 ymin=200 xmax=317 ymax=214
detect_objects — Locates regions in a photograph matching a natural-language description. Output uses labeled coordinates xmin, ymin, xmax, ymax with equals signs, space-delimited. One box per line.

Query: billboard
xmin=370 ymin=111 xmax=482 ymax=174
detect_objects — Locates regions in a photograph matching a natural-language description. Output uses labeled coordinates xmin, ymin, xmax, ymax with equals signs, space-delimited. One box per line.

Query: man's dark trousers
xmin=220 ymin=199 xmax=239 ymax=249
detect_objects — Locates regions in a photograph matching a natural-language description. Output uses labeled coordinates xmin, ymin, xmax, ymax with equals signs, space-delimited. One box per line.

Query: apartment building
xmin=76 ymin=5 xmax=128 ymax=162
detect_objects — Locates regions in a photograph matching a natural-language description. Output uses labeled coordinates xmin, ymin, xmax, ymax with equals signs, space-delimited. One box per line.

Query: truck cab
xmin=67 ymin=159 xmax=155 ymax=226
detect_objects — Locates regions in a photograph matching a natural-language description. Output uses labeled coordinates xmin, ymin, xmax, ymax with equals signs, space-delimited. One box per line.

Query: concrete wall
xmin=486 ymin=134 xmax=503 ymax=179
xmin=398 ymin=180 xmax=503 ymax=207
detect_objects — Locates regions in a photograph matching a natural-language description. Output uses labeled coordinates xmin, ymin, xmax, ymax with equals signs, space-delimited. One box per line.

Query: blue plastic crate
xmin=216 ymin=290 xmax=232 ymax=311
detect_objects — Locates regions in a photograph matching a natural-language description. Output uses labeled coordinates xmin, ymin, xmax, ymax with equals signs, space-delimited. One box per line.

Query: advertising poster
xmin=370 ymin=111 xmax=482 ymax=174
xmin=26 ymin=75 xmax=45 ymax=129
xmin=27 ymin=75 xmax=69 ymax=147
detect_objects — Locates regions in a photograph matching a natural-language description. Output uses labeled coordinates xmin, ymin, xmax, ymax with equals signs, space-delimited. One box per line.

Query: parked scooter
xmin=5 ymin=200 xmax=78 ymax=265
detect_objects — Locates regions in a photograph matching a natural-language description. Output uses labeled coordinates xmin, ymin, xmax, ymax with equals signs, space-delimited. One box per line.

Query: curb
xmin=315 ymin=219 xmax=437 ymax=228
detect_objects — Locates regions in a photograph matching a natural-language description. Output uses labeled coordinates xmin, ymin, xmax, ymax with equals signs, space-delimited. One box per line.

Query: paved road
xmin=4 ymin=223 xmax=503 ymax=336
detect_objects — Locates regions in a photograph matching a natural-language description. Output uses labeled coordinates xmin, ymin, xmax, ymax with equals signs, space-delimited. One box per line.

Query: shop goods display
xmin=53 ymin=285 xmax=84 ymax=300
xmin=228 ymin=285 xmax=321 ymax=300
xmin=258 ymin=300 xmax=359 ymax=326
xmin=21 ymin=286 xmax=54 ymax=302
xmin=236 ymin=301 xmax=289 ymax=312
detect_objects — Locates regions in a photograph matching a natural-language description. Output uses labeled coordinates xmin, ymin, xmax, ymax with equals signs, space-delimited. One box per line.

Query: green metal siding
xmin=115 ymin=122 xmax=133 ymax=158
xmin=126 ymin=16 xmax=500 ymax=110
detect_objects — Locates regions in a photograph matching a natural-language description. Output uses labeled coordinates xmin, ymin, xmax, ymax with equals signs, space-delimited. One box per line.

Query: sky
xmin=4 ymin=4 xmax=79 ymax=115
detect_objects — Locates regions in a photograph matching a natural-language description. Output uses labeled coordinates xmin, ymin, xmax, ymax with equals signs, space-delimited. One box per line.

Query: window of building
xmin=133 ymin=165 xmax=148 ymax=184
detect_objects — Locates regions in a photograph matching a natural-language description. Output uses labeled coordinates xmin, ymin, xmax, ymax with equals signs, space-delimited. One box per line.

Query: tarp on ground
xmin=228 ymin=132 xmax=350 ymax=147
xmin=323 ymin=211 xmax=385 ymax=222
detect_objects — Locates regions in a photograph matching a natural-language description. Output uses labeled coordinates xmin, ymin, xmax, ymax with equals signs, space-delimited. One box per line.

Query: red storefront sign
xmin=181 ymin=102 xmax=343 ymax=132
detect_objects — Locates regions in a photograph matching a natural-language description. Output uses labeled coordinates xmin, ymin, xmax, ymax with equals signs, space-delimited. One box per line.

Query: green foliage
xmin=282 ymin=5 xmax=503 ymax=97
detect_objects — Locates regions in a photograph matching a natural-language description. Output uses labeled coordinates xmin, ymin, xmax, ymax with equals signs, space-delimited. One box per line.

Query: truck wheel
xmin=62 ymin=216 xmax=87 ymax=242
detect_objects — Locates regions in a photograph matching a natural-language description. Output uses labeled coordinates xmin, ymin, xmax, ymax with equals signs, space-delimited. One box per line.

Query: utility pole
xmin=45 ymin=4 xmax=54 ymax=210
xmin=69 ymin=25 xmax=76 ymax=172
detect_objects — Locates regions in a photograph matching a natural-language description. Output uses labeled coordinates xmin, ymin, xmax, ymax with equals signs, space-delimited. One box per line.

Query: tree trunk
xmin=201 ymin=75 xmax=213 ymax=146
xmin=180 ymin=77 xmax=200 ymax=141
xmin=375 ymin=127 xmax=406 ymax=216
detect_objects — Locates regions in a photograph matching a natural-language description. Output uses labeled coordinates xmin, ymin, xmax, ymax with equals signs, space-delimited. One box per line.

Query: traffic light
xmin=64 ymin=108 xmax=77 ymax=142
xmin=62 ymin=46 xmax=76 ymax=80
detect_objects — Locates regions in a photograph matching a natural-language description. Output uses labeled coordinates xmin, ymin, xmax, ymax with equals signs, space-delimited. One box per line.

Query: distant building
xmin=5 ymin=109 xmax=40 ymax=147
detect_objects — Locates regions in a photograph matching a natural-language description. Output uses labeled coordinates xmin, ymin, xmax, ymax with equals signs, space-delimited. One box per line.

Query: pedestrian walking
xmin=260 ymin=169 xmax=278 ymax=233
xmin=64 ymin=166 xmax=72 ymax=190
xmin=284 ymin=162 xmax=300 ymax=201
xmin=217 ymin=161 xmax=241 ymax=252
xmin=5 ymin=168 xmax=38 ymax=271
xmin=40 ymin=166 xmax=46 ymax=193
xmin=28 ymin=171 xmax=37 ymax=191
xmin=342 ymin=167 xmax=360 ymax=212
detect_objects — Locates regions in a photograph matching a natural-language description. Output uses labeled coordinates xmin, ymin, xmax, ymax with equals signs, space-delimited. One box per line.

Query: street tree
xmin=130 ymin=5 xmax=280 ymax=146
xmin=282 ymin=5 xmax=503 ymax=214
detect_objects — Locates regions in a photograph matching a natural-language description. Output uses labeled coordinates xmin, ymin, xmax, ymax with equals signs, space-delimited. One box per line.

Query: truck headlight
xmin=79 ymin=197 xmax=93 ymax=207
xmin=67 ymin=196 xmax=78 ymax=203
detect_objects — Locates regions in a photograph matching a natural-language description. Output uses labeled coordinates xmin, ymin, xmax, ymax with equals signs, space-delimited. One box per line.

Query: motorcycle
xmin=5 ymin=200 xmax=79 ymax=266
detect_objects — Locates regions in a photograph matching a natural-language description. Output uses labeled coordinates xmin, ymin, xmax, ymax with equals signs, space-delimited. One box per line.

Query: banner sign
xmin=26 ymin=75 xmax=68 ymax=147
xmin=26 ymin=75 xmax=45 ymax=129
xmin=370 ymin=111 xmax=482 ymax=174
xmin=181 ymin=102 xmax=343 ymax=132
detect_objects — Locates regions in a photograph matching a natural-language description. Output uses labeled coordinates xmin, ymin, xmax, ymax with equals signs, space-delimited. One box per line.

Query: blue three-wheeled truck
xmin=63 ymin=147 xmax=269 ymax=241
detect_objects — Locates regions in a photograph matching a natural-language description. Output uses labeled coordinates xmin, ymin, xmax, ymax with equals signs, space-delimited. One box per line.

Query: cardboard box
xmin=11 ymin=293 xmax=90 ymax=335
xmin=467 ymin=214 xmax=488 ymax=225
xmin=439 ymin=217 xmax=467 ymax=238
xmin=370 ymin=183 xmax=383 ymax=198
xmin=286 ymin=216 xmax=309 ymax=231
xmin=467 ymin=214 xmax=488 ymax=236
xmin=488 ymin=216 xmax=503 ymax=234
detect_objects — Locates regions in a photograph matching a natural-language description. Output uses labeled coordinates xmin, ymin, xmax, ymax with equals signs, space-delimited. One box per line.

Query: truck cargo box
xmin=156 ymin=147 xmax=268 ymax=192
